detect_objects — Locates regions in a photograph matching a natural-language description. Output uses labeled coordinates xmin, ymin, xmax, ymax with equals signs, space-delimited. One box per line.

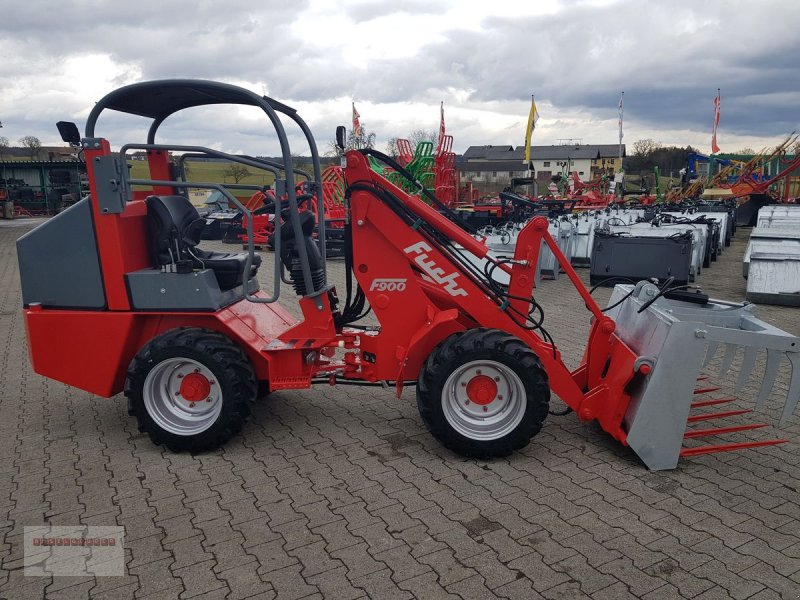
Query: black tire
xmin=417 ymin=328 xmax=550 ymax=459
xmin=125 ymin=327 xmax=257 ymax=452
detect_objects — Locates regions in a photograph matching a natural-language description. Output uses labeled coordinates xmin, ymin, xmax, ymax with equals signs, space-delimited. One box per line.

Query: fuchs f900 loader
xmin=17 ymin=80 xmax=799 ymax=470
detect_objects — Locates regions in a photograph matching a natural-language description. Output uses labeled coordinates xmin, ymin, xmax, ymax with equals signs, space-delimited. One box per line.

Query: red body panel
xmin=84 ymin=143 xmax=151 ymax=310
xmin=24 ymin=295 xmax=298 ymax=398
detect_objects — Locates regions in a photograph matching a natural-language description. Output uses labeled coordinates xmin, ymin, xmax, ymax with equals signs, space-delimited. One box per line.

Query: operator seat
xmin=145 ymin=195 xmax=261 ymax=291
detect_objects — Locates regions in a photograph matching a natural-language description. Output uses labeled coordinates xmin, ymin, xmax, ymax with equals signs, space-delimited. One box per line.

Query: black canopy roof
xmin=85 ymin=79 xmax=295 ymax=137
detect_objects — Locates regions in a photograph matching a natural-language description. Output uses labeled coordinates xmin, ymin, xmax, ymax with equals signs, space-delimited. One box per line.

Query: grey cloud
xmin=344 ymin=0 xmax=449 ymax=23
xmin=2 ymin=0 xmax=797 ymax=152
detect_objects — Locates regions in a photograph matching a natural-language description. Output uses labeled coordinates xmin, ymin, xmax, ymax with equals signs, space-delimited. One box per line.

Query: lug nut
xmin=494 ymin=376 xmax=500 ymax=382
xmin=482 ymin=406 xmax=488 ymax=412
xmin=177 ymin=373 xmax=184 ymax=379
xmin=464 ymin=400 xmax=470 ymax=405
xmin=476 ymin=370 xmax=482 ymax=375
xmin=206 ymin=398 xmax=212 ymax=402
xmin=189 ymin=402 xmax=196 ymax=408
xmin=498 ymin=395 xmax=503 ymax=400
xmin=461 ymin=382 xmax=467 ymax=387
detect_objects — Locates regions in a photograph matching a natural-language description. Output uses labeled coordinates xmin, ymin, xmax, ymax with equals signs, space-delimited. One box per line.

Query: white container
xmin=746 ymin=245 xmax=800 ymax=306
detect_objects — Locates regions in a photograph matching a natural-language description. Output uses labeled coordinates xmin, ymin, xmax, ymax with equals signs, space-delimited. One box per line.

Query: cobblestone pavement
xmin=1 ymin=220 xmax=799 ymax=599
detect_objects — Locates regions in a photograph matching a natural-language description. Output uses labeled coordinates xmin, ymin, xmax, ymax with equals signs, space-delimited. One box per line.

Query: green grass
xmin=128 ymin=160 xmax=278 ymax=204
xmin=129 ymin=161 xmax=276 ymax=187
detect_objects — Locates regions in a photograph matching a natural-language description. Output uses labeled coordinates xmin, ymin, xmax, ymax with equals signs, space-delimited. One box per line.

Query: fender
xmin=395 ymin=307 xmax=463 ymax=397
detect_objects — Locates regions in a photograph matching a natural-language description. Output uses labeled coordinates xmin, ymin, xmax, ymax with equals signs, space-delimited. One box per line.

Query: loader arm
xmin=341 ymin=151 xmax=641 ymax=443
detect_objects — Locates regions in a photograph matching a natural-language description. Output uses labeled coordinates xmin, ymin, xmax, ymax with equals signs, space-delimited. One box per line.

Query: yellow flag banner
xmin=524 ymin=95 xmax=539 ymax=164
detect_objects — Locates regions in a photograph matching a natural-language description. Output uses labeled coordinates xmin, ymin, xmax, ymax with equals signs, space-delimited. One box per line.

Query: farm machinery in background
xmin=17 ymin=80 xmax=800 ymax=472
xmin=188 ymin=157 xmax=348 ymax=257
xmin=676 ymin=136 xmax=800 ymax=225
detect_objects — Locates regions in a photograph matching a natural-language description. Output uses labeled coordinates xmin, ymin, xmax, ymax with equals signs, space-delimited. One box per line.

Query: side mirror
xmin=56 ymin=121 xmax=81 ymax=146
xmin=335 ymin=126 xmax=347 ymax=151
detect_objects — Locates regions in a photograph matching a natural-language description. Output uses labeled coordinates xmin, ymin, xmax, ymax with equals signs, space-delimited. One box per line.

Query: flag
xmin=352 ymin=102 xmax=362 ymax=138
xmin=618 ymin=92 xmax=624 ymax=143
xmin=711 ymin=91 xmax=721 ymax=154
xmin=523 ymin=95 xmax=539 ymax=165
xmin=435 ymin=101 xmax=446 ymax=155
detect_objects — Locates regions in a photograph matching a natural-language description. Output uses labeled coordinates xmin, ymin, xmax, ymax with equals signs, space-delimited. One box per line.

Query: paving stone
xmin=330 ymin=541 xmax=386 ymax=579
xmin=397 ymin=571 xmax=460 ymax=599
xmin=303 ymin=565 xmax=364 ymax=600
xmin=258 ymin=563 xmax=319 ymax=600
xmin=173 ymin=558 xmax=227 ymax=598
xmin=418 ymin=548 xmax=477 ymax=587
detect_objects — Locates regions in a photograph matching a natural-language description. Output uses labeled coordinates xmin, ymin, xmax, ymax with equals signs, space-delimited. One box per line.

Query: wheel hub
xmin=179 ymin=372 xmax=211 ymax=403
xmin=466 ymin=375 xmax=497 ymax=405
xmin=442 ymin=360 xmax=527 ymax=441
xmin=142 ymin=358 xmax=222 ymax=436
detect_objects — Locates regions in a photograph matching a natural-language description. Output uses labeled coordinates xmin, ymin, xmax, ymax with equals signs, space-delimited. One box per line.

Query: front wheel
xmin=125 ymin=327 xmax=257 ymax=452
xmin=417 ymin=328 xmax=550 ymax=458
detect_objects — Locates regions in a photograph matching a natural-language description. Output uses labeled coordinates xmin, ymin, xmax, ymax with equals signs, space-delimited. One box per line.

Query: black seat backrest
xmin=145 ymin=195 xmax=205 ymax=266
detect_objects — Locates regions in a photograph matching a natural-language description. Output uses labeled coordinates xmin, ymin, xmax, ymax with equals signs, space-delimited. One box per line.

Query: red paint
xmin=180 ymin=373 xmax=211 ymax=402
xmin=466 ymin=375 xmax=497 ymax=405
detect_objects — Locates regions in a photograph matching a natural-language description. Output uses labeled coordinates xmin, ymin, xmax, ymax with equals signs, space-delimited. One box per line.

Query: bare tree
xmin=632 ymin=138 xmax=661 ymax=157
xmin=408 ymin=128 xmax=437 ymax=149
xmin=0 ymin=136 xmax=8 ymax=160
xmin=385 ymin=137 xmax=400 ymax=158
xmin=734 ymin=147 xmax=755 ymax=155
xmin=348 ymin=128 xmax=376 ymax=151
xmin=18 ymin=135 xmax=42 ymax=159
xmin=326 ymin=126 xmax=377 ymax=157
xmin=223 ymin=163 xmax=251 ymax=183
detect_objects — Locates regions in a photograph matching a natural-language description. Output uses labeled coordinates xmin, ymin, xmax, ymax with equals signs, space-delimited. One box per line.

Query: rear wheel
xmin=417 ymin=328 xmax=550 ymax=458
xmin=125 ymin=328 xmax=256 ymax=452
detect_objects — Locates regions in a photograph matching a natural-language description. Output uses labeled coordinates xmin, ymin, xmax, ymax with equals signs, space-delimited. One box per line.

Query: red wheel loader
xmin=17 ymin=80 xmax=800 ymax=470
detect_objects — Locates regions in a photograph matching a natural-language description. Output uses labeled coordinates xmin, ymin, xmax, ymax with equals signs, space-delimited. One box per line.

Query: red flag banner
xmin=435 ymin=101 xmax=445 ymax=155
xmin=352 ymin=103 xmax=362 ymax=138
xmin=711 ymin=93 xmax=721 ymax=154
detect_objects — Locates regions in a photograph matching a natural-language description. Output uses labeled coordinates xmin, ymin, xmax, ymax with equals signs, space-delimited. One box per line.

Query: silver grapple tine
xmin=719 ymin=343 xmax=737 ymax=377
xmin=703 ymin=341 xmax=719 ymax=367
xmin=735 ymin=347 xmax=759 ymax=392
xmin=779 ymin=352 xmax=800 ymax=426
xmin=756 ymin=349 xmax=783 ymax=410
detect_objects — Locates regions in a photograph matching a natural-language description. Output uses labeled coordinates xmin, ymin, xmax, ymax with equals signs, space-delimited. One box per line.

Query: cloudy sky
xmin=1 ymin=0 xmax=798 ymax=157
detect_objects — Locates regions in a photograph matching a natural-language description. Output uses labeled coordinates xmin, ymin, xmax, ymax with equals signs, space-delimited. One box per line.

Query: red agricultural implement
xmin=17 ymin=80 xmax=800 ymax=470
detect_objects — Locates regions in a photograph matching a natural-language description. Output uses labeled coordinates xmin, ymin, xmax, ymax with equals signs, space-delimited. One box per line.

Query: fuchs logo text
xmin=404 ymin=242 xmax=468 ymax=297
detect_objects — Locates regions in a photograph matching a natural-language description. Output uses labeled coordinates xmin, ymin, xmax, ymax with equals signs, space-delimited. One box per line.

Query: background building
xmin=458 ymin=143 xmax=625 ymax=196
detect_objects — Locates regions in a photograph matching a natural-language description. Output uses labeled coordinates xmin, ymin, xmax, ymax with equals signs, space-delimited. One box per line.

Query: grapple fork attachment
xmin=606 ymin=282 xmax=799 ymax=470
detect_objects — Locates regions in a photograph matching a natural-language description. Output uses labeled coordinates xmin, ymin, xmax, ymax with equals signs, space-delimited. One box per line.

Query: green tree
xmin=0 ymin=136 xmax=8 ymax=160
xmin=223 ymin=163 xmax=251 ymax=183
